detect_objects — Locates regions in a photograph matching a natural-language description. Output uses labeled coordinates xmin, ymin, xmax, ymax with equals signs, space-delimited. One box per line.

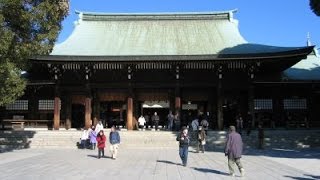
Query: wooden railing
xmin=1 ymin=119 xmax=65 ymax=129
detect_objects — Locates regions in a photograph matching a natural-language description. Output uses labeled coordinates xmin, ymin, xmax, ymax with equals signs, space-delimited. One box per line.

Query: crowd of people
xmin=79 ymin=121 xmax=121 ymax=160
xmin=176 ymin=125 xmax=245 ymax=177
xmin=79 ymin=112 xmax=266 ymax=177
xmin=138 ymin=111 xmax=181 ymax=131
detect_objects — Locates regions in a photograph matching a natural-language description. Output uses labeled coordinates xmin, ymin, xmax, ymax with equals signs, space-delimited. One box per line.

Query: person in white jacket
xmin=80 ymin=128 xmax=89 ymax=149
xmin=138 ymin=115 xmax=146 ymax=130
xmin=95 ymin=120 xmax=104 ymax=134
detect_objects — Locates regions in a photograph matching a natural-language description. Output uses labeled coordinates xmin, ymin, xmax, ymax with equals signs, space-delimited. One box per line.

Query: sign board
xmin=13 ymin=115 xmax=24 ymax=120
xmin=142 ymin=101 xmax=170 ymax=108
xmin=182 ymin=104 xmax=197 ymax=110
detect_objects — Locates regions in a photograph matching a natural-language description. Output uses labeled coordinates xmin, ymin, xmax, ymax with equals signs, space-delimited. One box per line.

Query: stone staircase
xmin=0 ymin=129 xmax=180 ymax=151
xmin=241 ymin=130 xmax=320 ymax=149
xmin=1 ymin=129 xmax=319 ymax=152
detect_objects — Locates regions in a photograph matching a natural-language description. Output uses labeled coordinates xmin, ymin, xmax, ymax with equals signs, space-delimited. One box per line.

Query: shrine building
xmin=1 ymin=10 xmax=319 ymax=130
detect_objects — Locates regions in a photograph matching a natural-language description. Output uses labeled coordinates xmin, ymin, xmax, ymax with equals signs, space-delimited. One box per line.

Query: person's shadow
xmin=87 ymin=154 xmax=111 ymax=159
xmin=192 ymin=167 xmax=230 ymax=176
xmin=156 ymin=160 xmax=179 ymax=165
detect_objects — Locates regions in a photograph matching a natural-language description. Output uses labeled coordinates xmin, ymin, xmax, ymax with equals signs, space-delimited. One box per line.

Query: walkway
xmin=0 ymin=147 xmax=319 ymax=180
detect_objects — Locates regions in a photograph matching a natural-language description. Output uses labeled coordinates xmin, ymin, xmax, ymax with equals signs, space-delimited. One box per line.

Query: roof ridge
xmin=75 ymin=9 xmax=237 ymax=16
xmin=75 ymin=9 xmax=238 ymax=21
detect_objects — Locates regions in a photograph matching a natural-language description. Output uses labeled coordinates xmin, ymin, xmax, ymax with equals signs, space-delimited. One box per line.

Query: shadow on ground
xmin=156 ymin=160 xmax=179 ymax=165
xmin=181 ymin=130 xmax=320 ymax=160
xmin=87 ymin=154 xmax=111 ymax=159
xmin=0 ymin=130 xmax=36 ymax=153
xmin=192 ymin=167 xmax=230 ymax=176
xmin=284 ymin=174 xmax=320 ymax=180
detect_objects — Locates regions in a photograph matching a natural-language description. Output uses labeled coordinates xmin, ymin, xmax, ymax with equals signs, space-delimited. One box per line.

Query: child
xmin=176 ymin=127 xmax=190 ymax=166
xmin=89 ymin=125 xmax=97 ymax=150
xmin=96 ymin=130 xmax=106 ymax=158
xmin=109 ymin=126 xmax=121 ymax=159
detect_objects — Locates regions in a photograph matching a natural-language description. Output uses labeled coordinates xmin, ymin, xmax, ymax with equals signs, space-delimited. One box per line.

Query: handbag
xmin=201 ymin=140 xmax=206 ymax=145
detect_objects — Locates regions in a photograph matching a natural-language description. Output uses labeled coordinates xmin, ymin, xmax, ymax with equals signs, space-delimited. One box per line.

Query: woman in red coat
xmin=96 ymin=130 xmax=106 ymax=159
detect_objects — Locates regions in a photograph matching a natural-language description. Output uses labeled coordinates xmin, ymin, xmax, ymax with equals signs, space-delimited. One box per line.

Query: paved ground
xmin=0 ymin=147 xmax=319 ymax=180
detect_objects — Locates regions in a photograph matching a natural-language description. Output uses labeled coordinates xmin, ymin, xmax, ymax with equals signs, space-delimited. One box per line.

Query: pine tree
xmin=310 ymin=0 xmax=320 ymax=16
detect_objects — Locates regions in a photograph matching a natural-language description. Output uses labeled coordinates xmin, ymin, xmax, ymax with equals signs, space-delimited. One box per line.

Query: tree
xmin=0 ymin=62 xmax=26 ymax=106
xmin=0 ymin=0 xmax=69 ymax=106
xmin=310 ymin=0 xmax=320 ymax=16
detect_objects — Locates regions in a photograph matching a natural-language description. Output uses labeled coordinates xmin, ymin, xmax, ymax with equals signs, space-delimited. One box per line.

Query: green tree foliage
xmin=310 ymin=0 xmax=320 ymax=16
xmin=0 ymin=62 xmax=26 ymax=106
xmin=0 ymin=0 xmax=68 ymax=106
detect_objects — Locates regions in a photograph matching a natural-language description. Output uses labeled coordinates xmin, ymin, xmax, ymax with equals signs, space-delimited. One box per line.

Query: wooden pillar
xmin=175 ymin=97 xmax=181 ymax=110
xmin=207 ymin=90 xmax=215 ymax=129
xmin=127 ymin=66 xmax=134 ymax=130
xmin=65 ymin=95 xmax=72 ymax=129
xmin=248 ymin=85 xmax=255 ymax=128
xmin=175 ymin=96 xmax=181 ymax=126
xmin=175 ymin=81 xmax=181 ymax=111
xmin=85 ymin=97 xmax=92 ymax=129
xmin=174 ymin=83 xmax=181 ymax=126
xmin=217 ymin=80 xmax=224 ymax=130
xmin=92 ymin=91 xmax=100 ymax=126
xmin=127 ymin=97 xmax=133 ymax=130
xmin=53 ymin=96 xmax=61 ymax=130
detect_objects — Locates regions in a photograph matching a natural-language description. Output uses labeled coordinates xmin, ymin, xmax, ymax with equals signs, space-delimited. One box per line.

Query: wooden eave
xmin=30 ymin=46 xmax=314 ymax=63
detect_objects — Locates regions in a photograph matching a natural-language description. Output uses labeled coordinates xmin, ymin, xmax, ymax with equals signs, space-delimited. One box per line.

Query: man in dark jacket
xmin=109 ymin=126 xmax=120 ymax=159
xmin=152 ymin=112 xmax=160 ymax=131
xmin=225 ymin=126 xmax=245 ymax=177
xmin=176 ymin=127 xmax=190 ymax=166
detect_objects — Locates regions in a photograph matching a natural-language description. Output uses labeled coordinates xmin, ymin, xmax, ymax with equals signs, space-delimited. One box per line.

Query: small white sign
xmin=182 ymin=104 xmax=197 ymax=110
xmin=142 ymin=101 xmax=170 ymax=108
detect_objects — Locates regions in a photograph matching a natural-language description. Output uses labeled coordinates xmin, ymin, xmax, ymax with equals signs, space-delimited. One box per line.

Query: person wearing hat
xmin=224 ymin=126 xmax=245 ymax=177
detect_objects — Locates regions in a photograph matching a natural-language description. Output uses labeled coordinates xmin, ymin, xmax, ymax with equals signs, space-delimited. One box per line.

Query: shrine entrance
xmin=71 ymin=104 xmax=85 ymax=129
xmin=141 ymin=101 xmax=170 ymax=127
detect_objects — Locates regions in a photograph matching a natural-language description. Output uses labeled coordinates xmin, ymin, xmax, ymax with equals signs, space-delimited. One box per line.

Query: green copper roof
xmin=51 ymin=10 xmax=249 ymax=56
xmin=51 ymin=10 xmax=311 ymax=57
xmin=284 ymin=47 xmax=320 ymax=80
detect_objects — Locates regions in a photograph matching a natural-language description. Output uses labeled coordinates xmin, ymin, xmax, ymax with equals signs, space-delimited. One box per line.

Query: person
xmin=236 ymin=115 xmax=243 ymax=135
xmin=109 ymin=126 xmax=121 ymax=159
xmin=96 ymin=130 xmax=106 ymax=159
xmin=176 ymin=127 xmax=190 ymax=166
xmin=167 ymin=111 xmax=174 ymax=131
xmin=95 ymin=120 xmax=104 ymax=134
xmin=89 ymin=125 xmax=97 ymax=150
xmin=174 ymin=112 xmax=181 ymax=131
xmin=246 ymin=112 xmax=252 ymax=136
xmin=144 ymin=113 xmax=150 ymax=129
xmin=200 ymin=117 xmax=209 ymax=135
xmin=152 ymin=112 xmax=160 ymax=131
xmin=225 ymin=126 xmax=245 ymax=177
xmin=138 ymin=115 xmax=146 ymax=130
xmin=191 ymin=118 xmax=199 ymax=140
xmin=258 ymin=124 xmax=264 ymax=149
xmin=197 ymin=126 xmax=206 ymax=153
xmin=80 ymin=128 xmax=89 ymax=149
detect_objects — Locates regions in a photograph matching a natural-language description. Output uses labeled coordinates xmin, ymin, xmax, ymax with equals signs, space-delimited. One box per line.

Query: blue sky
xmin=58 ymin=0 xmax=320 ymax=48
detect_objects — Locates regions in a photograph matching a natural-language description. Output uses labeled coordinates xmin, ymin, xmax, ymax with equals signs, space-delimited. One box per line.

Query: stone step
xmin=1 ymin=130 xmax=320 ymax=150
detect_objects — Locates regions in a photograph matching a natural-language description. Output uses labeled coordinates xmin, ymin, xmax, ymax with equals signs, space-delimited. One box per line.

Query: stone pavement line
xmin=0 ymin=148 xmax=318 ymax=180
